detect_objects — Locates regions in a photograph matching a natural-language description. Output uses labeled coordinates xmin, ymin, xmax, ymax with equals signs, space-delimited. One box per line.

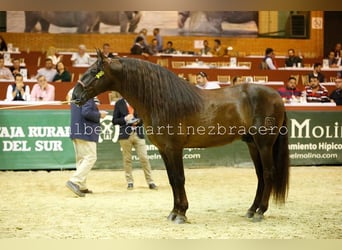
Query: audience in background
xmin=261 ymin=48 xmax=277 ymax=70
xmin=162 ymin=41 xmax=176 ymax=54
xmin=53 ymin=61 xmax=72 ymax=82
xmin=70 ymin=44 xmax=91 ymax=65
xmin=211 ymin=39 xmax=226 ymax=57
xmin=329 ymin=75 xmax=342 ymax=105
xmin=10 ymin=58 xmax=27 ymax=77
xmin=326 ymin=50 xmax=339 ymax=68
xmin=308 ymin=62 xmax=325 ymax=83
xmin=195 ymin=71 xmax=221 ymax=89
xmin=153 ymin=28 xmax=163 ymax=52
xmin=130 ymin=36 xmax=150 ymax=57
xmin=277 ymin=76 xmax=302 ymax=100
xmin=5 ymin=73 xmax=30 ymax=101
xmin=304 ymin=76 xmax=329 ymax=102
xmin=199 ymin=40 xmax=211 ymax=55
xmin=0 ymin=35 xmax=7 ymax=51
xmin=0 ymin=56 xmax=14 ymax=81
xmin=30 ymin=75 xmax=55 ymax=101
xmin=145 ymin=38 xmax=159 ymax=55
xmin=134 ymin=28 xmax=148 ymax=47
xmin=46 ymin=46 xmax=63 ymax=66
xmin=285 ymin=48 xmax=303 ymax=67
xmin=36 ymin=58 xmax=57 ymax=82
xmin=102 ymin=43 xmax=115 ymax=58
xmin=333 ymin=42 xmax=341 ymax=58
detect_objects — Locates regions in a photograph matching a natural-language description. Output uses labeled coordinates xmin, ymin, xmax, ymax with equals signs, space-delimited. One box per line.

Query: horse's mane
xmin=119 ymin=57 xmax=204 ymax=123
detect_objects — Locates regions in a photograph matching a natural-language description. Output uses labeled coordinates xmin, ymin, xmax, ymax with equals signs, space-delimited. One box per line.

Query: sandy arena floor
xmin=0 ymin=166 xmax=341 ymax=239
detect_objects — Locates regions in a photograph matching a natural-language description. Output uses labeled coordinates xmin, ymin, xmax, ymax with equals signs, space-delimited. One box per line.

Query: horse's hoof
xmin=167 ymin=212 xmax=177 ymax=221
xmin=252 ymin=213 xmax=264 ymax=222
xmin=173 ymin=215 xmax=187 ymax=224
xmin=245 ymin=210 xmax=255 ymax=218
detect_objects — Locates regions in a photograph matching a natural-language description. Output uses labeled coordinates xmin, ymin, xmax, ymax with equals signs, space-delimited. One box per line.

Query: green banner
xmin=0 ymin=109 xmax=341 ymax=170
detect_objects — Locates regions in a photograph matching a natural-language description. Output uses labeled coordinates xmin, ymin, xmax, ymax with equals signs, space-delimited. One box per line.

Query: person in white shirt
xmin=70 ymin=44 xmax=91 ymax=65
xmin=263 ymin=48 xmax=277 ymax=70
xmin=5 ymin=73 xmax=30 ymax=101
xmin=35 ymin=58 xmax=57 ymax=82
xmin=195 ymin=71 xmax=221 ymax=89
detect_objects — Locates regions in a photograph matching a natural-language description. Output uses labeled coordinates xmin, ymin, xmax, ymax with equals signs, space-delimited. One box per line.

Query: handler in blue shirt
xmin=66 ymin=98 xmax=107 ymax=197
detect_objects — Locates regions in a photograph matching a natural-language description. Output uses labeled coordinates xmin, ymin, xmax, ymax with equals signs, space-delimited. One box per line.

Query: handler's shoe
xmin=149 ymin=183 xmax=158 ymax=190
xmin=80 ymin=189 xmax=93 ymax=194
xmin=66 ymin=180 xmax=85 ymax=197
xmin=127 ymin=183 xmax=134 ymax=190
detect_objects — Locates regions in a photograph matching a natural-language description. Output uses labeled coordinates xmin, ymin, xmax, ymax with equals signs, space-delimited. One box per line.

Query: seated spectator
xmin=36 ymin=58 xmax=57 ymax=82
xmin=46 ymin=46 xmax=63 ymax=66
xmin=199 ymin=40 xmax=211 ymax=55
xmin=146 ymin=38 xmax=159 ymax=55
xmin=285 ymin=48 xmax=303 ymax=67
xmin=10 ymin=58 xmax=27 ymax=77
xmin=326 ymin=50 xmax=339 ymax=68
xmin=102 ymin=43 xmax=115 ymax=58
xmin=329 ymin=75 xmax=342 ymax=105
xmin=277 ymin=76 xmax=302 ymax=100
xmin=304 ymin=76 xmax=329 ymax=102
xmin=333 ymin=42 xmax=341 ymax=58
xmin=162 ymin=41 xmax=176 ymax=54
xmin=261 ymin=48 xmax=277 ymax=70
xmin=30 ymin=75 xmax=55 ymax=101
xmin=5 ymin=73 xmax=30 ymax=101
xmin=130 ymin=36 xmax=150 ymax=57
xmin=0 ymin=56 xmax=14 ymax=81
xmin=70 ymin=44 xmax=91 ymax=65
xmin=53 ymin=61 xmax=72 ymax=82
xmin=195 ymin=71 xmax=220 ymax=89
xmin=308 ymin=62 xmax=325 ymax=83
xmin=211 ymin=39 xmax=226 ymax=57
xmin=0 ymin=35 xmax=7 ymax=51
xmin=134 ymin=28 xmax=148 ymax=47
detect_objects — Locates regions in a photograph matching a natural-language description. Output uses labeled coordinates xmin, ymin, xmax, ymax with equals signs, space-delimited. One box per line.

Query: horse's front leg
xmin=159 ymin=149 xmax=188 ymax=224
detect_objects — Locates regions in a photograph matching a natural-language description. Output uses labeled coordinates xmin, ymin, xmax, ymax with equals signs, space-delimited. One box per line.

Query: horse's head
xmin=71 ymin=49 xmax=122 ymax=106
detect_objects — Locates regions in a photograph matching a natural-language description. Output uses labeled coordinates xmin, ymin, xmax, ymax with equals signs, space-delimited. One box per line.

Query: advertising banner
xmin=0 ymin=109 xmax=341 ymax=170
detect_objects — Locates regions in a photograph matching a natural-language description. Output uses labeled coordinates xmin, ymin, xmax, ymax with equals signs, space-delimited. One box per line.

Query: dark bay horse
xmin=72 ymin=51 xmax=290 ymax=223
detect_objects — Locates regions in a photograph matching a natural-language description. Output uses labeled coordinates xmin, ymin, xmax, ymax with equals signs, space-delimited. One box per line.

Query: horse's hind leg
xmin=246 ymin=142 xmax=264 ymax=219
xmin=159 ymin=149 xmax=188 ymax=224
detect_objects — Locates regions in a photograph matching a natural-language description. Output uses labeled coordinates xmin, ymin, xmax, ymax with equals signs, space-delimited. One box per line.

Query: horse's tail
xmin=272 ymin=112 xmax=290 ymax=204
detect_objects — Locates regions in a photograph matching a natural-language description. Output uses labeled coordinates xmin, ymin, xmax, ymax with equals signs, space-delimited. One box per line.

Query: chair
xmin=237 ymin=61 xmax=252 ymax=68
xmin=301 ymin=75 xmax=309 ymax=86
xmin=171 ymin=61 xmax=185 ymax=68
xmin=253 ymin=75 xmax=268 ymax=82
xmin=37 ymin=56 xmax=41 ymax=67
xmin=291 ymin=74 xmax=299 ymax=83
xmin=217 ymin=75 xmax=230 ymax=83
xmin=70 ymin=73 xmax=75 ymax=82
xmin=330 ymin=76 xmax=336 ymax=82
xmin=259 ymin=61 xmax=268 ymax=70
xmin=187 ymin=74 xmax=197 ymax=84
xmin=241 ymin=76 xmax=253 ymax=83
xmin=156 ymin=58 xmax=169 ymax=68
xmin=217 ymin=61 xmax=230 ymax=67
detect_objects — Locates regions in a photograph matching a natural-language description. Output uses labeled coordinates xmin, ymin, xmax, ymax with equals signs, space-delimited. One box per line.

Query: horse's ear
xmin=96 ymin=48 xmax=103 ymax=60
xmin=95 ymin=48 xmax=105 ymax=67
